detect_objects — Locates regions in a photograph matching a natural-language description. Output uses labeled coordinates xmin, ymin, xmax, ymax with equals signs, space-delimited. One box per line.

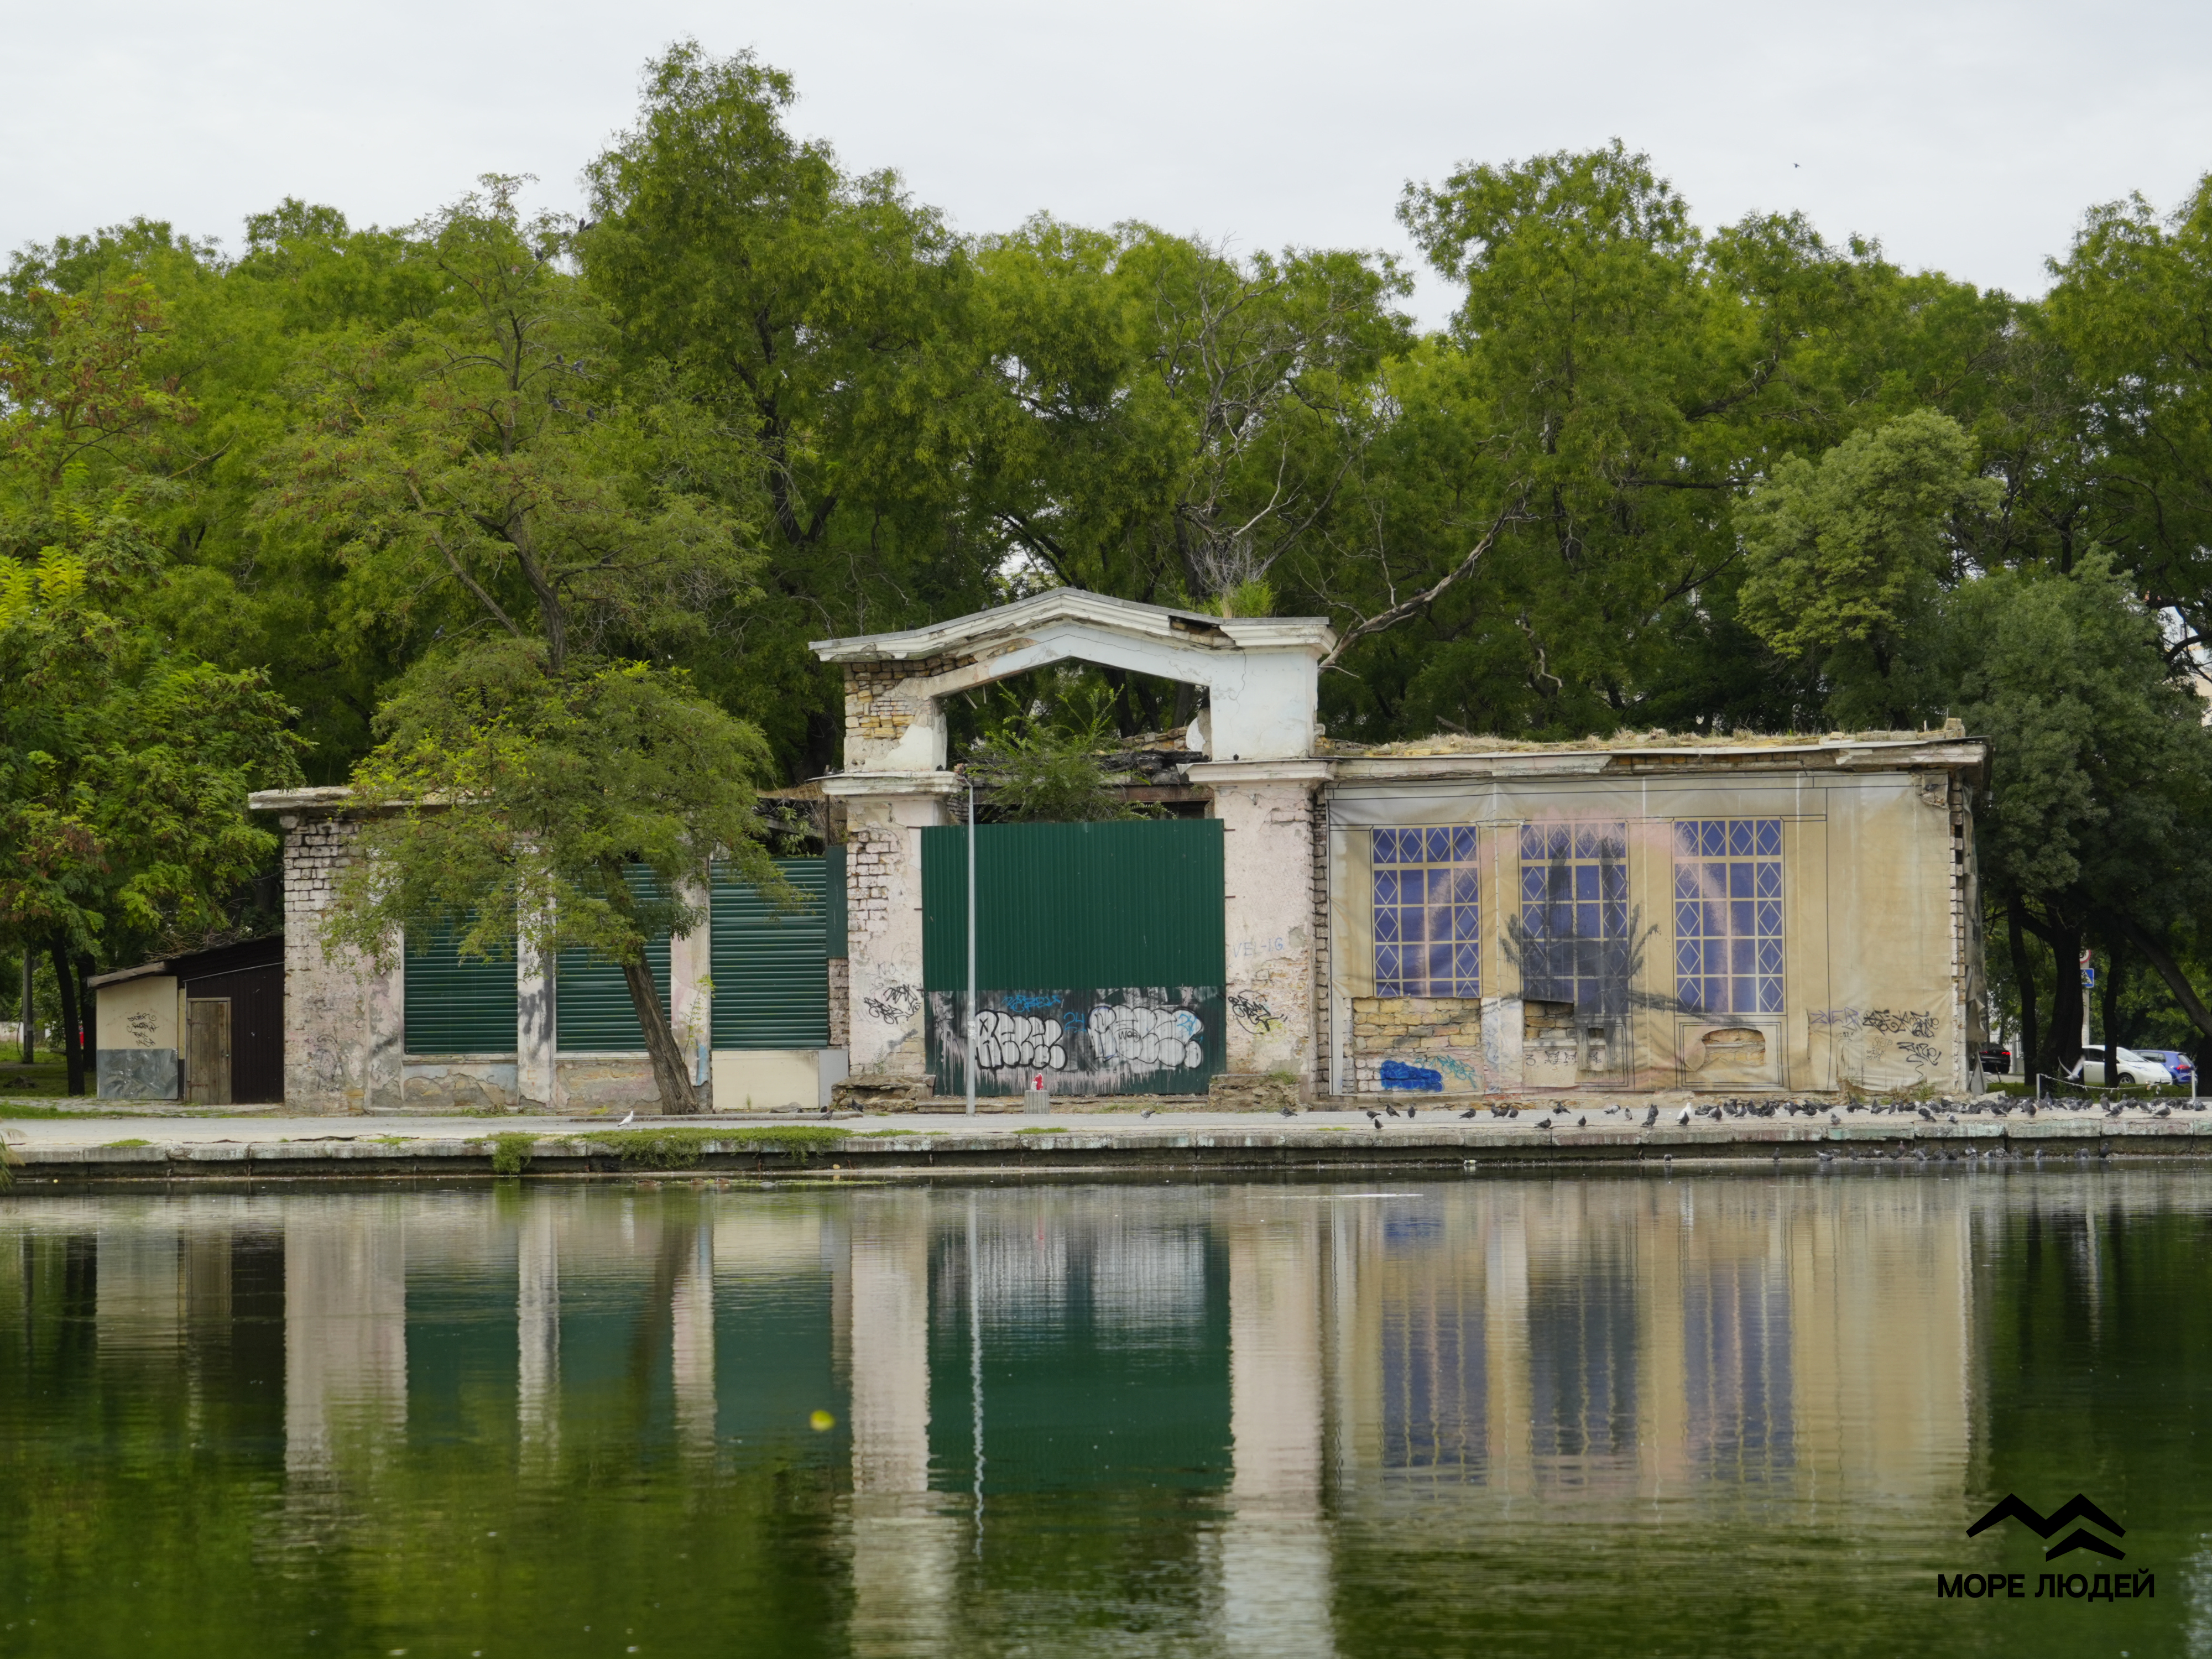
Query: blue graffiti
xmin=1380 ymin=1060 xmax=1444 ymax=1092
xmin=1002 ymin=991 xmax=1067 ymax=1014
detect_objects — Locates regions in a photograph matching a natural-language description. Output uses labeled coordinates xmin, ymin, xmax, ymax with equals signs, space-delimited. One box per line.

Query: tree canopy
xmin=12 ymin=38 xmax=2212 ymax=1087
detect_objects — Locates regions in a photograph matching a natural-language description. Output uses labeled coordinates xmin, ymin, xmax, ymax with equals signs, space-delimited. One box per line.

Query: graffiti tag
xmin=864 ymin=984 xmax=922 ymax=1024
xmin=1863 ymin=1009 xmax=1938 ymax=1038
xmin=126 ymin=1011 xmax=159 ymax=1048
xmin=1228 ymin=993 xmax=1283 ymax=1036
xmin=1380 ymin=1059 xmax=1444 ymax=1092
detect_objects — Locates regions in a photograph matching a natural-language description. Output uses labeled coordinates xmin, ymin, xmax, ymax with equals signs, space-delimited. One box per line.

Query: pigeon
xmin=1916 ymin=1107 xmax=1935 ymax=1122
xmin=1385 ymin=1102 xmax=1401 ymax=1118
xmin=1577 ymin=1115 xmax=1587 ymax=1128
xmin=1459 ymin=1108 xmax=1478 ymax=1119
xmin=619 ymin=1110 xmax=636 ymax=1126
xmin=1367 ymin=1112 xmax=1383 ymax=1131
xmin=1677 ymin=1107 xmax=1692 ymax=1125
xmin=1406 ymin=1107 xmax=1418 ymax=1120
xmin=1142 ymin=1107 xmax=1157 ymax=1119
xmin=1830 ymin=1112 xmax=1840 ymax=1126
xmin=1536 ymin=1117 xmax=1553 ymax=1130
xmin=2156 ymin=1105 xmax=2172 ymax=1119
xmin=1644 ymin=1105 xmax=1659 ymax=1127
xmin=1510 ymin=1107 xmax=1522 ymax=1119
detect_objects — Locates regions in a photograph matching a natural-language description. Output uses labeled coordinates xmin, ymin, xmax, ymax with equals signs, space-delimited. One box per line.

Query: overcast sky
xmin=6 ymin=0 xmax=2209 ymax=326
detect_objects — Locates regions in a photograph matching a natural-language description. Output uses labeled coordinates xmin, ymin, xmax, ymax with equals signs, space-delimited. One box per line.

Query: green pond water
xmin=1 ymin=1169 xmax=2206 ymax=1657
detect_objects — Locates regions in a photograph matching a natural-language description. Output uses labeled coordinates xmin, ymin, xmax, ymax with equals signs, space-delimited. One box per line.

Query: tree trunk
xmin=46 ymin=936 xmax=85 ymax=1097
xmin=2047 ymin=916 xmax=2084 ymax=1082
xmin=2100 ymin=942 xmax=2125 ymax=1052
xmin=622 ymin=953 xmax=700 ymax=1115
xmin=2112 ymin=915 xmax=2212 ymax=1049
xmin=2007 ymin=897 xmax=2040 ymax=1083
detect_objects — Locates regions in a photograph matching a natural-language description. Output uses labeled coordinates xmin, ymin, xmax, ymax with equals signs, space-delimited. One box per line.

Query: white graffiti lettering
xmin=1090 ymin=1003 xmax=1206 ymax=1070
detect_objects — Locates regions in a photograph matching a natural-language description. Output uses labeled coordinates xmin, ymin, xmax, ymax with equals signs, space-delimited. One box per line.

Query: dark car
xmin=1978 ymin=1044 xmax=2012 ymax=1076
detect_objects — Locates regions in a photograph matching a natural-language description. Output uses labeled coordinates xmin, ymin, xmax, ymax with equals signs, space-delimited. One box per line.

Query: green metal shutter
xmin=555 ymin=868 xmax=672 ymax=1051
xmin=710 ymin=857 xmax=829 ymax=1048
xmin=403 ymin=924 xmax=519 ymax=1056
xmin=921 ymin=820 xmax=1225 ymax=990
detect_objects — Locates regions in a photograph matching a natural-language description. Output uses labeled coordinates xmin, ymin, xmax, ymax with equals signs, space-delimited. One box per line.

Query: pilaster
xmin=1190 ymin=762 xmax=1332 ymax=1089
xmin=822 ymin=773 xmax=961 ymax=1078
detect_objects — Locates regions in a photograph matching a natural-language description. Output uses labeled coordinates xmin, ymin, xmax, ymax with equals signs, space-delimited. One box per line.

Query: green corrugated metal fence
xmin=920 ymin=820 xmax=1225 ymax=1095
xmin=711 ymin=857 xmax=830 ymax=1048
xmin=556 ymin=867 xmax=672 ymax=1051
xmin=404 ymin=922 xmax=519 ymax=1055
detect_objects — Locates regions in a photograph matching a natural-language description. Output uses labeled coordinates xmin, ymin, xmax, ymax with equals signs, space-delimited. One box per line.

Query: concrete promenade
xmin=2 ymin=1095 xmax=2209 ymax=1180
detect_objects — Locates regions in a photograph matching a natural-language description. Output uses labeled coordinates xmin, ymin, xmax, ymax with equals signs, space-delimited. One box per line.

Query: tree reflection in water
xmin=0 ymin=1171 xmax=2207 ymax=1657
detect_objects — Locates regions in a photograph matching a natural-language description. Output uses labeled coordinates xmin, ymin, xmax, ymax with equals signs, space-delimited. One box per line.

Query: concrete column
xmin=516 ymin=927 xmax=555 ymax=1110
xmin=1190 ymin=763 xmax=1331 ymax=1087
xmin=822 ymin=775 xmax=960 ymax=1079
xmin=280 ymin=815 xmax=403 ymax=1114
xmin=669 ymin=878 xmax=713 ymax=1092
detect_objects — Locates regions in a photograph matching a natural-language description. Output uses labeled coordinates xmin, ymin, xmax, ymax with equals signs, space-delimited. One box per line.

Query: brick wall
xmin=1348 ymin=995 xmax=1485 ymax=1095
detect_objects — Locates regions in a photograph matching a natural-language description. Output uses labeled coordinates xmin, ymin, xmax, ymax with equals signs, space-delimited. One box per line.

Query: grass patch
xmin=0 ymin=1104 xmax=84 ymax=1118
xmin=579 ymin=1124 xmax=849 ymax=1167
xmin=1013 ymin=1125 xmax=1068 ymax=1135
xmin=487 ymin=1131 xmax=537 ymax=1175
xmin=858 ymin=1128 xmax=919 ymax=1138
xmin=101 ymin=1138 xmax=152 ymax=1149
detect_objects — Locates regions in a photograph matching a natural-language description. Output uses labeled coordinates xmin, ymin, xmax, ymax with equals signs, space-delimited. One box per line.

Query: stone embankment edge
xmin=8 ymin=1117 xmax=2212 ymax=1181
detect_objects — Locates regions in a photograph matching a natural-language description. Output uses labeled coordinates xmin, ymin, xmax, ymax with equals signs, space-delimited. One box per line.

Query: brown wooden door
xmin=185 ymin=999 xmax=231 ymax=1105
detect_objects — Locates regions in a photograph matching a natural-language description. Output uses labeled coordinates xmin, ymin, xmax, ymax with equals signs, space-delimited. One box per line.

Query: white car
xmin=2079 ymin=1045 xmax=2175 ymax=1086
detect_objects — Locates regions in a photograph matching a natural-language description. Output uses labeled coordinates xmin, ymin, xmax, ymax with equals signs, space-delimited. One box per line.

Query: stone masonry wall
xmin=844 ymin=654 xmax=974 ymax=750
xmin=1349 ymin=997 xmax=1486 ymax=1094
xmin=281 ymin=817 xmax=400 ymax=1113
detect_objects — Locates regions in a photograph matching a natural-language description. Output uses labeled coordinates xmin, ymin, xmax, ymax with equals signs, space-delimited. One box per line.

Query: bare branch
xmin=1319 ymin=489 xmax=1529 ymax=671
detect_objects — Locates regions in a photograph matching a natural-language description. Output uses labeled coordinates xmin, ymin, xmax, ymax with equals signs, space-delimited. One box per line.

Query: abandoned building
xmin=247 ymin=589 xmax=1987 ymax=1111
xmin=90 ymin=935 xmax=285 ymax=1105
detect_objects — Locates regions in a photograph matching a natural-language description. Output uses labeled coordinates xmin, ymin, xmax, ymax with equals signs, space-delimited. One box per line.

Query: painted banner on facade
xmin=926 ymin=985 xmax=1223 ymax=1096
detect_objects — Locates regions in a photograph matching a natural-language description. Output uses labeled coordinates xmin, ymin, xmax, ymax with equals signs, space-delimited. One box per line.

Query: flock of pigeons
xmin=1312 ymin=1094 xmax=2204 ymax=1132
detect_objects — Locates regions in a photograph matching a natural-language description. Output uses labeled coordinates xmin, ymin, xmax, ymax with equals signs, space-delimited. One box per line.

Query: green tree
xmin=1944 ymin=554 xmax=2212 ymax=1079
xmin=1735 ymin=409 xmax=2000 ymax=727
xmin=273 ymin=182 xmax=784 ymax=1113
xmin=322 ymin=643 xmax=782 ymax=1114
xmin=0 ymin=280 xmax=302 ymax=1092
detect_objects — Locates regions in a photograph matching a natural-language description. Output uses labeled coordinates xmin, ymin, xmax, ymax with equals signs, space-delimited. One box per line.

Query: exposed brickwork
xmin=845 ymin=823 xmax=901 ymax=946
xmin=827 ymin=958 xmax=851 ymax=1048
xmin=1349 ymin=995 xmax=1485 ymax=1094
xmin=843 ymin=653 xmax=975 ymax=747
xmin=281 ymin=817 xmax=397 ymax=1113
xmin=1311 ymin=784 xmax=1332 ymax=1091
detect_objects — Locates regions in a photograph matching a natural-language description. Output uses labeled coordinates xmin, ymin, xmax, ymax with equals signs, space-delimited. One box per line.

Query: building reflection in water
xmin=0 ymin=1170 xmax=2053 ymax=1650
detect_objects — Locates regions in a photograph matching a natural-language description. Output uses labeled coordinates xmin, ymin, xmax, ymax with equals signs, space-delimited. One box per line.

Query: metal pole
xmin=18 ymin=951 xmax=31 ymax=1065
xmin=966 ymin=771 xmax=978 ymax=1119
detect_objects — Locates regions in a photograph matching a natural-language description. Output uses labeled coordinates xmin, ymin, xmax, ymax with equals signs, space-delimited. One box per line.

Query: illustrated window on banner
xmin=1519 ymin=821 xmax=1630 ymax=1009
xmin=1673 ymin=819 xmax=1784 ymax=1015
xmin=1372 ymin=827 xmax=1480 ymax=997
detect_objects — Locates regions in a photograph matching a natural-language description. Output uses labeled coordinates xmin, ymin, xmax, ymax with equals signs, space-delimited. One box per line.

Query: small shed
xmin=90 ymin=936 xmax=284 ymax=1104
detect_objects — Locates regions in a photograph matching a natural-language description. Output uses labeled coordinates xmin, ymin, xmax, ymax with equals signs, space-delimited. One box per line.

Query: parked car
xmin=1978 ymin=1044 xmax=2012 ymax=1076
xmin=2138 ymin=1049 xmax=2197 ymax=1087
xmin=2078 ymin=1046 xmax=2175 ymax=1087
